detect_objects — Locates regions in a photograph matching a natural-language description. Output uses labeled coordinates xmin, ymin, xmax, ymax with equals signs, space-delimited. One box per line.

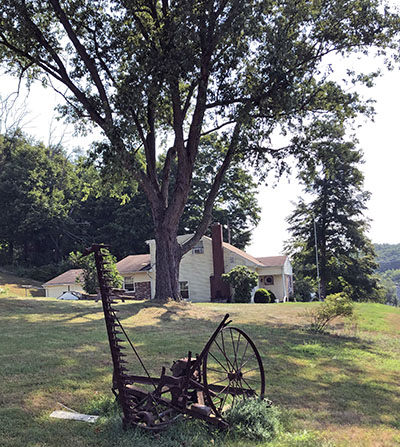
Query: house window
xmin=180 ymin=281 xmax=189 ymax=299
xmin=192 ymin=241 xmax=204 ymax=254
xmin=262 ymin=275 xmax=274 ymax=286
xmin=124 ymin=277 xmax=135 ymax=291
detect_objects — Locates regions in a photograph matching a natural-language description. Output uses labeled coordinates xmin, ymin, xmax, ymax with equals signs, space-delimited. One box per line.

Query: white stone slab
xmin=50 ymin=410 xmax=99 ymax=423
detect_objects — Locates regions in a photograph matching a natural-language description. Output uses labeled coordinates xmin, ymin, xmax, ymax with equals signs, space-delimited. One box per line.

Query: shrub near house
xmin=222 ymin=266 xmax=258 ymax=303
xmin=254 ymin=288 xmax=272 ymax=303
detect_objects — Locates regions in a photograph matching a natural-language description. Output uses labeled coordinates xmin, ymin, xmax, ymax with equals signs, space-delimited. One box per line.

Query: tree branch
xmin=160 ymin=145 xmax=176 ymax=207
xmin=92 ymin=25 xmax=118 ymax=88
xmin=182 ymin=80 xmax=198 ymax=117
xmin=0 ymin=33 xmax=63 ymax=83
xmin=48 ymin=0 xmax=113 ymax=125
xmin=47 ymin=77 xmax=90 ymax=119
xmin=180 ymin=119 xmax=242 ymax=255
xmin=1 ymin=16 xmax=106 ymax=129
xmin=206 ymin=97 xmax=249 ymax=109
xmin=200 ymin=120 xmax=236 ymax=137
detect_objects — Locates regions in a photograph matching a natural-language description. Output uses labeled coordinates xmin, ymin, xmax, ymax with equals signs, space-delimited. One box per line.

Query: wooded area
xmin=0 ymin=130 xmax=259 ymax=281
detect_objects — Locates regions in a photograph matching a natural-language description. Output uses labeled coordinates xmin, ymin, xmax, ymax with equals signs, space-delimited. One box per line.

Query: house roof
xmin=116 ymin=254 xmax=151 ymax=274
xmin=256 ymin=256 xmax=287 ymax=267
xmin=43 ymin=269 xmax=83 ymax=286
xmin=222 ymin=242 xmax=265 ymax=266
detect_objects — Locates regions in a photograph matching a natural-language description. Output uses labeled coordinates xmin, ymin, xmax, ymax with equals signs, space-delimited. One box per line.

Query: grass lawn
xmin=1 ymin=285 xmax=399 ymax=446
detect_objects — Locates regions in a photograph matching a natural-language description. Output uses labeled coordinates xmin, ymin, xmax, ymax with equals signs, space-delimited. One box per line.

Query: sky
xmin=1 ymin=48 xmax=400 ymax=258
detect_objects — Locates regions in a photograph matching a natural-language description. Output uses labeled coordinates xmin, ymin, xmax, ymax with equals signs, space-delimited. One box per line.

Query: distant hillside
xmin=375 ymin=243 xmax=400 ymax=272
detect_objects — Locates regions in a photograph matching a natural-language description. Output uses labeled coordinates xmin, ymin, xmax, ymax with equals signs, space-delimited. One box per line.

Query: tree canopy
xmin=285 ymin=119 xmax=382 ymax=302
xmin=1 ymin=0 xmax=399 ymax=300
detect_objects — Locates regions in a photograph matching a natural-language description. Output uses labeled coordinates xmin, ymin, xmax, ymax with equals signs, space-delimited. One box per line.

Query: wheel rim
xmin=202 ymin=327 xmax=265 ymax=417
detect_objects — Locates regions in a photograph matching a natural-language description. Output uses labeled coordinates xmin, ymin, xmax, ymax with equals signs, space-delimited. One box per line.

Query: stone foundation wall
xmin=133 ymin=281 xmax=151 ymax=300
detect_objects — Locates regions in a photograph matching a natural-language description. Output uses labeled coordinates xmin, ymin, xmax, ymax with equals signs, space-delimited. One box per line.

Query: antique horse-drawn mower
xmin=86 ymin=244 xmax=265 ymax=431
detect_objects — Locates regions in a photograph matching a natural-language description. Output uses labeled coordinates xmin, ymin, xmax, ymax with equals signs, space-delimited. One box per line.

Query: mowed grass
xmin=0 ymin=289 xmax=399 ymax=447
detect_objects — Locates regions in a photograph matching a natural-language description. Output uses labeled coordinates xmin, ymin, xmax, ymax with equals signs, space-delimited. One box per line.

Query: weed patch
xmin=224 ymin=398 xmax=280 ymax=442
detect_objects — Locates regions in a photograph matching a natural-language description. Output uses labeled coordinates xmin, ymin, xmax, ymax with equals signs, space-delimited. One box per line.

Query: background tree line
xmin=0 ymin=130 xmax=260 ymax=281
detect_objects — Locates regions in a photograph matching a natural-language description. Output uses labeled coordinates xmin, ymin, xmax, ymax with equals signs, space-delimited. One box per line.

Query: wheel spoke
xmin=241 ymin=366 xmax=261 ymax=376
xmin=230 ymin=329 xmax=240 ymax=371
xmin=208 ymin=377 xmax=230 ymax=386
xmin=241 ymin=376 xmax=260 ymax=384
xmin=219 ymin=380 xmax=232 ymax=413
xmin=235 ymin=332 xmax=242 ymax=368
xmin=231 ymin=381 xmax=237 ymax=408
xmin=238 ymin=340 xmax=249 ymax=370
xmin=220 ymin=331 xmax=236 ymax=371
xmin=240 ymin=353 xmax=257 ymax=370
xmin=209 ymin=351 xmax=229 ymax=373
xmin=214 ymin=339 xmax=235 ymax=371
xmin=239 ymin=376 xmax=256 ymax=394
xmin=206 ymin=366 xmax=228 ymax=375
xmin=203 ymin=327 xmax=265 ymax=417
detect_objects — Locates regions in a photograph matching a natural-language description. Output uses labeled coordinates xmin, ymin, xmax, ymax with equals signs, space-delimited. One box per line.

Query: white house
xmin=43 ymin=224 xmax=293 ymax=301
xmin=133 ymin=224 xmax=293 ymax=302
xmin=42 ymin=269 xmax=84 ymax=298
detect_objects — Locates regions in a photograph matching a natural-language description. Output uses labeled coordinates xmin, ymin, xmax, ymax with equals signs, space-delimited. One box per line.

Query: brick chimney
xmin=210 ymin=224 xmax=231 ymax=301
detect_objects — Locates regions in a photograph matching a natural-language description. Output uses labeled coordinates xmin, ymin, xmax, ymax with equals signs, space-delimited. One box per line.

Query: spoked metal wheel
xmin=202 ymin=327 xmax=265 ymax=417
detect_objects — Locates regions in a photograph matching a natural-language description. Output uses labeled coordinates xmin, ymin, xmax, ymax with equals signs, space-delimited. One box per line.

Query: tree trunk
xmin=153 ymin=226 xmax=182 ymax=302
xmin=319 ymin=179 xmax=328 ymax=300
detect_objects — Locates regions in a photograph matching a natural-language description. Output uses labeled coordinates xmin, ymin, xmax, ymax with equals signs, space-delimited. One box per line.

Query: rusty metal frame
xmin=84 ymin=244 xmax=265 ymax=431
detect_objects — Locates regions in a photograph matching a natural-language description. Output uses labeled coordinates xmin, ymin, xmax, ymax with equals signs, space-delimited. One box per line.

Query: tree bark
xmin=153 ymin=224 xmax=182 ymax=302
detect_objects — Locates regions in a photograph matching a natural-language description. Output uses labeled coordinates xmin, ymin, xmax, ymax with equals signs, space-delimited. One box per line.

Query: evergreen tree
xmin=285 ymin=120 xmax=382 ymax=302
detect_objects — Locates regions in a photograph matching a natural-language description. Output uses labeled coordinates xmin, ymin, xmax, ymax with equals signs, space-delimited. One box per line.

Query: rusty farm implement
xmin=85 ymin=244 xmax=266 ymax=431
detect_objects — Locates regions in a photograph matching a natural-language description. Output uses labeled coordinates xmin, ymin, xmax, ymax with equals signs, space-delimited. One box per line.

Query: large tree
xmin=70 ymin=139 xmax=261 ymax=258
xmin=1 ymin=0 xmax=399 ymax=300
xmin=285 ymin=120 xmax=381 ymax=301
